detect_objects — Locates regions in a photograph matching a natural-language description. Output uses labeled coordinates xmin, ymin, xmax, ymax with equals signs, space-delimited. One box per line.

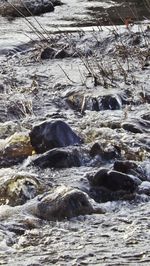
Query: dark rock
xmin=0 ymin=0 xmax=63 ymax=17
xmin=40 ymin=47 xmax=55 ymax=60
xmin=30 ymin=120 xmax=83 ymax=154
xmin=114 ymin=160 xmax=147 ymax=181
xmin=90 ymin=143 xmax=102 ymax=157
xmin=122 ymin=122 xmax=143 ymax=133
xmin=54 ymin=49 xmax=70 ymax=59
xmin=31 ymin=147 xmax=81 ymax=168
xmin=66 ymin=93 xmax=123 ymax=113
xmin=122 ymin=118 xmax=150 ymax=134
xmin=91 ymin=98 xmax=99 ymax=111
xmin=88 ymin=168 xmax=137 ymax=192
xmin=99 ymin=94 xmax=122 ymax=110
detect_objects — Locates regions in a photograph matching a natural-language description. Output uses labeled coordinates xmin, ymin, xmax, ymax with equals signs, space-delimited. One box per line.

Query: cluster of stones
xmin=0 ymin=119 xmax=150 ymax=224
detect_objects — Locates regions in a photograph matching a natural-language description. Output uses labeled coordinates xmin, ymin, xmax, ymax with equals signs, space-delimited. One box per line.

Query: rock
xmin=54 ymin=49 xmax=70 ymax=59
xmin=0 ymin=0 xmax=63 ymax=17
xmin=99 ymin=94 xmax=122 ymax=110
xmin=36 ymin=186 xmax=96 ymax=220
xmin=66 ymin=92 xmax=84 ymax=113
xmin=114 ymin=160 xmax=147 ymax=181
xmin=31 ymin=147 xmax=81 ymax=168
xmin=0 ymin=168 xmax=45 ymax=206
xmin=66 ymin=93 xmax=123 ymax=113
xmin=122 ymin=122 xmax=143 ymax=133
xmin=88 ymin=168 xmax=137 ymax=192
xmin=0 ymin=186 xmax=104 ymax=223
xmin=30 ymin=120 xmax=83 ymax=154
xmin=121 ymin=118 xmax=150 ymax=134
xmin=0 ymin=132 xmax=33 ymax=167
xmin=40 ymin=47 xmax=55 ymax=60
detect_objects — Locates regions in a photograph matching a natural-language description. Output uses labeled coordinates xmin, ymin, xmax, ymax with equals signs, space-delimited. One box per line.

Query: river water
xmin=0 ymin=1 xmax=150 ymax=265
xmin=0 ymin=0 xmax=149 ymax=49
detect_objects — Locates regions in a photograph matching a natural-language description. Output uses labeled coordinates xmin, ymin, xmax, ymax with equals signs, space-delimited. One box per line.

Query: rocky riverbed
xmin=0 ymin=0 xmax=150 ymax=265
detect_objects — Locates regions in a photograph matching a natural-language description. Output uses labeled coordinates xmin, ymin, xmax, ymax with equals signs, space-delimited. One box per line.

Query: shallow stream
xmin=0 ymin=1 xmax=150 ymax=265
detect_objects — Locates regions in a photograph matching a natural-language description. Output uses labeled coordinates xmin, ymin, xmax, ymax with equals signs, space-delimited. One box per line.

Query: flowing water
xmin=0 ymin=1 xmax=150 ymax=265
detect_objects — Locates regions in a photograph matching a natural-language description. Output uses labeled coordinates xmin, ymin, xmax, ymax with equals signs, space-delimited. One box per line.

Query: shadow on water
xmin=84 ymin=0 xmax=150 ymax=26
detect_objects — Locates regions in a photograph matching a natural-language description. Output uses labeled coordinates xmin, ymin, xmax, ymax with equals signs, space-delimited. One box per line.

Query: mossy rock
xmin=0 ymin=168 xmax=45 ymax=206
xmin=0 ymin=132 xmax=34 ymax=167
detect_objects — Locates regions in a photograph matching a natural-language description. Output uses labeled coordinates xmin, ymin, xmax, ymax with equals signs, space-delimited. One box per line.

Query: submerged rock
xmin=40 ymin=47 xmax=56 ymax=60
xmin=0 ymin=0 xmax=63 ymax=17
xmin=31 ymin=147 xmax=81 ymax=168
xmin=0 ymin=168 xmax=45 ymax=206
xmin=0 ymin=186 xmax=104 ymax=223
xmin=37 ymin=186 xmax=103 ymax=220
xmin=36 ymin=186 xmax=101 ymax=220
xmin=40 ymin=47 xmax=70 ymax=60
xmin=30 ymin=120 xmax=83 ymax=154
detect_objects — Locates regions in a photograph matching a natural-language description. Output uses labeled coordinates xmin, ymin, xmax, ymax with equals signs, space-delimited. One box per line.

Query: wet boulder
xmin=66 ymin=92 xmax=123 ymax=113
xmin=0 ymin=168 xmax=45 ymax=206
xmin=0 ymin=132 xmax=33 ymax=167
xmin=0 ymin=186 xmax=104 ymax=224
xmin=114 ymin=160 xmax=147 ymax=182
xmin=31 ymin=147 xmax=81 ymax=168
xmin=54 ymin=49 xmax=70 ymax=59
xmin=30 ymin=120 xmax=83 ymax=154
xmin=99 ymin=94 xmax=122 ymax=110
xmin=36 ymin=186 xmax=102 ymax=221
xmin=40 ymin=47 xmax=56 ymax=60
xmin=0 ymin=0 xmax=63 ymax=17
xmin=40 ymin=47 xmax=70 ymax=60
xmin=88 ymin=168 xmax=137 ymax=193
